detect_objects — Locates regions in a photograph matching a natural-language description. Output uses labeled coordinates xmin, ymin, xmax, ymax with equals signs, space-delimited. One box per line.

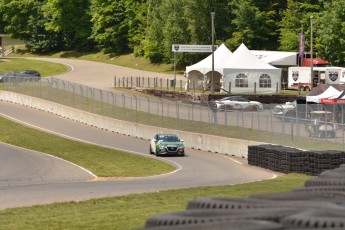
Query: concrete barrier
xmin=0 ymin=91 xmax=265 ymax=158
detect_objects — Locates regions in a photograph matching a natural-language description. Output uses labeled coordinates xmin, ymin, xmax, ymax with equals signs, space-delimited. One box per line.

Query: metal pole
xmin=211 ymin=12 xmax=215 ymax=94
xmin=310 ymin=15 xmax=314 ymax=90
xmin=174 ymin=52 xmax=176 ymax=89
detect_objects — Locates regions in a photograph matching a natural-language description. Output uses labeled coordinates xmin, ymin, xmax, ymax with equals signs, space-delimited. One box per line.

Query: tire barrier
xmin=140 ymin=163 xmax=345 ymax=230
xmin=281 ymin=208 xmax=345 ymax=229
xmin=248 ymin=145 xmax=345 ymax=176
xmin=295 ymin=186 xmax=345 ymax=193
xmin=187 ymin=197 xmax=340 ymax=212
xmin=142 ymin=219 xmax=283 ymax=230
xmin=249 ymin=190 xmax=345 ymax=205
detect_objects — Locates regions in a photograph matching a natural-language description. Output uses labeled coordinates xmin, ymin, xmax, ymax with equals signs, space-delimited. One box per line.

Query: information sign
xmin=172 ymin=44 xmax=217 ymax=53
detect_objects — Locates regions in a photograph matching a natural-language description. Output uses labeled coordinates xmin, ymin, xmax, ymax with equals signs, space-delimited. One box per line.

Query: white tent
xmin=221 ymin=43 xmax=282 ymax=93
xmin=251 ymin=50 xmax=297 ymax=67
xmin=306 ymin=86 xmax=342 ymax=103
xmin=185 ymin=43 xmax=232 ymax=90
xmin=186 ymin=43 xmax=232 ymax=74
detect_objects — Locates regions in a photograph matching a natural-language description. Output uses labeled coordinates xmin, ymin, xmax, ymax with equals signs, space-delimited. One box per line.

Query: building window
xmin=235 ymin=73 xmax=248 ymax=87
xmin=259 ymin=74 xmax=271 ymax=88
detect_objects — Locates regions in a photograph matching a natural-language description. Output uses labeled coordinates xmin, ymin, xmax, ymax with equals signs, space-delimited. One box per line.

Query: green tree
xmin=226 ymin=0 xmax=267 ymax=50
xmin=0 ymin=0 xmax=38 ymax=40
xmin=0 ymin=3 xmax=5 ymax=33
xmin=160 ymin=0 xmax=190 ymax=64
xmin=42 ymin=0 xmax=93 ymax=51
xmin=316 ymin=0 xmax=345 ymax=66
xmin=143 ymin=0 xmax=165 ymax=62
xmin=144 ymin=0 xmax=230 ymax=65
xmin=89 ymin=0 xmax=129 ymax=53
xmin=278 ymin=0 xmax=323 ymax=53
xmin=0 ymin=0 xmax=63 ymax=53
xmin=126 ymin=0 xmax=147 ymax=56
xmin=259 ymin=1 xmax=283 ymax=50
xmin=278 ymin=0 xmax=301 ymax=52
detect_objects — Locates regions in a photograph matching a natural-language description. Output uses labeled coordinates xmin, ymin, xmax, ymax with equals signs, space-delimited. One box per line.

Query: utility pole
xmin=310 ymin=15 xmax=314 ymax=89
xmin=211 ymin=12 xmax=215 ymax=94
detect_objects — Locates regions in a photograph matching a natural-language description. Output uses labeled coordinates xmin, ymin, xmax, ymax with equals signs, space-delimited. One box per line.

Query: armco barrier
xmin=0 ymin=91 xmax=265 ymax=158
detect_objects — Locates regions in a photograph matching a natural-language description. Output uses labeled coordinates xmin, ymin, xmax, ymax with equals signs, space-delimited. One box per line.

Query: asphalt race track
xmin=0 ymin=58 xmax=277 ymax=209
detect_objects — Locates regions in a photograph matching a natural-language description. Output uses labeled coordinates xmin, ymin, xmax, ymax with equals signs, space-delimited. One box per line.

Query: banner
xmin=320 ymin=98 xmax=337 ymax=104
xmin=299 ymin=33 xmax=305 ymax=58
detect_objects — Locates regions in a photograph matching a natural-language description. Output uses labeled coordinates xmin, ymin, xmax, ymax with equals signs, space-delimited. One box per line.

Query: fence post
xmin=229 ymin=82 xmax=231 ymax=94
xmin=180 ymin=80 xmax=182 ymax=91
xmin=254 ymin=82 xmax=257 ymax=95
xmin=298 ymin=82 xmax=301 ymax=95
xmin=114 ymin=76 xmax=116 ymax=87
xmin=167 ymin=78 xmax=169 ymax=90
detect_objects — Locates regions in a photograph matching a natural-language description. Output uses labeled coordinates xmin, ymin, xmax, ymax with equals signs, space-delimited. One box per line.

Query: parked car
xmin=272 ymin=99 xmax=314 ymax=122
xmin=214 ymin=96 xmax=263 ymax=111
xmin=272 ymin=101 xmax=297 ymax=122
xmin=0 ymin=70 xmax=41 ymax=82
xmin=150 ymin=134 xmax=185 ymax=156
xmin=19 ymin=70 xmax=41 ymax=81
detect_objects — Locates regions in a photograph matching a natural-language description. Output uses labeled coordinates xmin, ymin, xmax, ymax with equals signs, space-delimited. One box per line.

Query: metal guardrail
xmin=1 ymin=77 xmax=345 ymax=151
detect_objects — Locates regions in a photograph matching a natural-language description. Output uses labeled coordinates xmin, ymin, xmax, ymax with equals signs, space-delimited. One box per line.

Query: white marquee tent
xmin=185 ymin=43 xmax=232 ymax=90
xmin=221 ymin=43 xmax=282 ymax=93
xmin=251 ymin=50 xmax=297 ymax=67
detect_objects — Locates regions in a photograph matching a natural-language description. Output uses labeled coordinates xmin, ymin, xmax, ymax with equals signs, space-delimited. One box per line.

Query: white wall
xmin=0 ymin=91 xmax=267 ymax=158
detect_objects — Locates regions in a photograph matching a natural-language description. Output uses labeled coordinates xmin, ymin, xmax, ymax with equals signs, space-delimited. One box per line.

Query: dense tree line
xmin=0 ymin=0 xmax=344 ymax=66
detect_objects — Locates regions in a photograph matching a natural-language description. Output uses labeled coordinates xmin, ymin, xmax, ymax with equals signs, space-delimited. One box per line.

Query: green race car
xmin=150 ymin=134 xmax=185 ymax=156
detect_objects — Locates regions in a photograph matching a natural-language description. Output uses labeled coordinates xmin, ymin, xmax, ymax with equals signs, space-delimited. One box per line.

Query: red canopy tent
xmin=302 ymin=58 xmax=330 ymax=67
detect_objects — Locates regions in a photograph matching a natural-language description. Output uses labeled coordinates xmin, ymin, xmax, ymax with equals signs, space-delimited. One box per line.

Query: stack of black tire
xmin=139 ymin=164 xmax=345 ymax=230
xmin=305 ymin=151 xmax=345 ymax=175
xmin=248 ymin=145 xmax=345 ymax=176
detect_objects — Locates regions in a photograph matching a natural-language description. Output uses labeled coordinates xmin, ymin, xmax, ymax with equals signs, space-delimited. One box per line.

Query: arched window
xmin=259 ymin=74 xmax=271 ymax=88
xmin=235 ymin=73 xmax=248 ymax=87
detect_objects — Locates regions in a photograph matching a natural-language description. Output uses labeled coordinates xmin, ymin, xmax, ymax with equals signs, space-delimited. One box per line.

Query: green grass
xmin=0 ymin=58 xmax=68 ymax=77
xmin=0 ymin=115 xmax=174 ymax=177
xmin=280 ymin=88 xmax=309 ymax=96
xmin=0 ymin=173 xmax=311 ymax=230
